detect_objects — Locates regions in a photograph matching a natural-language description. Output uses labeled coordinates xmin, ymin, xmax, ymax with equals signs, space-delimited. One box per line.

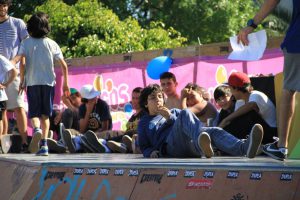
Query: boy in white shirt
xmin=219 ymin=72 xmax=277 ymax=144
xmin=0 ymin=55 xmax=17 ymax=139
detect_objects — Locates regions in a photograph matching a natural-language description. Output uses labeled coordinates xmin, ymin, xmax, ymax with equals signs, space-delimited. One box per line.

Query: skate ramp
xmin=0 ymin=154 xmax=300 ymax=200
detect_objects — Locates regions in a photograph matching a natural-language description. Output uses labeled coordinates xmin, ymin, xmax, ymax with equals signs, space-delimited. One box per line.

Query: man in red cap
xmin=219 ymin=71 xmax=277 ymax=145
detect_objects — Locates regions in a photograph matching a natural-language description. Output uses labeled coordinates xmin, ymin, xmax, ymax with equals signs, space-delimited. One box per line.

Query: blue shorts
xmin=27 ymin=85 xmax=55 ymax=118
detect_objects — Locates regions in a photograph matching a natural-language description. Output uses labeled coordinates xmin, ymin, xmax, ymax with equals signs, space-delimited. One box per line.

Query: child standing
xmin=11 ymin=12 xmax=69 ymax=156
xmin=0 ymin=55 xmax=17 ymax=139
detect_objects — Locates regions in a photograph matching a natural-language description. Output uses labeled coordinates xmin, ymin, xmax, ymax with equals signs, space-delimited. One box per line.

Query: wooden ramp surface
xmin=0 ymin=154 xmax=300 ymax=200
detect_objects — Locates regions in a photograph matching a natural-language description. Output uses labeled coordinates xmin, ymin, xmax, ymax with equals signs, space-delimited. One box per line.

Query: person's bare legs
xmin=31 ymin=117 xmax=41 ymax=130
xmin=2 ymin=110 xmax=7 ymax=135
xmin=14 ymin=107 xmax=28 ymax=144
xmin=278 ymin=89 xmax=296 ymax=148
xmin=40 ymin=115 xmax=50 ymax=140
xmin=0 ymin=120 xmax=3 ymax=137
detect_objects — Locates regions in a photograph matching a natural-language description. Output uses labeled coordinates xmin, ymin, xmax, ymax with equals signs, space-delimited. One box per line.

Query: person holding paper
xmin=237 ymin=0 xmax=300 ymax=161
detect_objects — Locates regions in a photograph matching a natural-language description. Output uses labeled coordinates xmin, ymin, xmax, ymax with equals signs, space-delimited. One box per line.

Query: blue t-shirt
xmin=79 ymin=98 xmax=112 ymax=132
xmin=281 ymin=0 xmax=300 ymax=53
xmin=138 ymin=109 xmax=181 ymax=158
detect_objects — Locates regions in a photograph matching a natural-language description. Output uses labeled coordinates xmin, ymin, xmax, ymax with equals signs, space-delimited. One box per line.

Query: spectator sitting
xmin=47 ymin=88 xmax=82 ymax=153
xmin=181 ymin=83 xmax=218 ymax=126
xmin=106 ymin=87 xmax=145 ymax=154
xmin=138 ymin=84 xmax=264 ymax=159
xmin=60 ymin=84 xmax=112 ymax=153
xmin=160 ymin=72 xmax=181 ymax=109
xmin=218 ymin=72 xmax=277 ymax=144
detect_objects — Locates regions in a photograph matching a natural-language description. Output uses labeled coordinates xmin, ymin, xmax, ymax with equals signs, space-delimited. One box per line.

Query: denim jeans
xmin=62 ymin=108 xmax=80 ymax=130
xmin=166 ymin=109 xmax=247 ymax=158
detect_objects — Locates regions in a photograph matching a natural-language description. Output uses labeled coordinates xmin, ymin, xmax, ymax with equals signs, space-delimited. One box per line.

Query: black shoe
xmin=62 ymin=129 xmax=76 ymax=153
xmin=21 ymin=143 xmax=29 ymax=153
xmin=244 ymin=124 xmax=264 ymax=158
xmin=84 ymin=130 xmax=105 ymax=153
xmin=262 ymin=141 xmax=287 ymax=161
xmin=107 ymin=141 xmax=127 ymax=153
xmin=47 ymin=138 xmax=67 ymax=153
xmin=80 ymin=136 xmax=96 ymax=153
xmin=10 ymin=135 xmax=22 ymax=153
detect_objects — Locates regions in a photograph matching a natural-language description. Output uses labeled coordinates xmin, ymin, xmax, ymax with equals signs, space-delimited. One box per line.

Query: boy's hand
xmin=157 ymin=106 xmax=171 ymax=119
xmin=237 ymin=26 xmax=254 ymax=46
xmin=86 ymin=98 xmax=97 ymax=113
xmin=63 ymin=84 xmax=70 ymax=97
xmin=181 ymin=87 xmax=191 ymax=98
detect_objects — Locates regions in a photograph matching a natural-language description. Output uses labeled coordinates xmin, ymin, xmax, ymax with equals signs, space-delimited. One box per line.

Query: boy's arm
xmin=238 ymin=0 xmax=280 ymax=45
xmin=0 ymin=68 xmax=18 ymax=89
xmin=180 ymin=88 xmax=190 ymax=109
xmin=19 ymin=57 xmax=26 ymax=94
xmin=219 ymin=102 xmax=259 ymax=128
xmin=61 ymin=95 xmax=77 ymax=111
xmin=58 ymin=59 xmax=70 ymax=96
xmin=10 ymin=55 xmax=22 ymax=66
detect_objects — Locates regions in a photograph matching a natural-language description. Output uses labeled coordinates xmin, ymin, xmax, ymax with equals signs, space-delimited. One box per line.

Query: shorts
xmin=283 ymin=49 xmax=300 ymax=92
xmin=27 ymin=85 xmax=55 ymax=119
xmin=5 ymin=75 xmax=25 ymax=110
xmin=0 ymin=101 xmax=6 ymax=120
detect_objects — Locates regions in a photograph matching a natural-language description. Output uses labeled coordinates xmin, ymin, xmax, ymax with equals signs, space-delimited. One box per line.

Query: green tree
xmin=255 ymin=0 xmax=291 ymax=36
xmin=101 ymin=0 xmax=259 ymax=44
xmin=29 ymin=0 xmax=186 ymax=58
xmin=102 ymin=0 xmax=288 ymax=44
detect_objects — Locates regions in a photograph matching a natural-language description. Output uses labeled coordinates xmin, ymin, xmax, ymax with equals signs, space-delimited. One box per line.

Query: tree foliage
xmin=22 ymin=0 xmax=186 ymax=58
xmin=101 ymin=0 xmax=259 ymax=44
xmin=102 ymin=0 xmax=287 ymax=44
xmin=10 ymin=0 xmax=288 ymax=58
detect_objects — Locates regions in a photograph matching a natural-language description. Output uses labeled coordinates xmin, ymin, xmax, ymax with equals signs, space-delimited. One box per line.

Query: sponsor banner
xmin=186 ymin=179 xmax=213 ymax=189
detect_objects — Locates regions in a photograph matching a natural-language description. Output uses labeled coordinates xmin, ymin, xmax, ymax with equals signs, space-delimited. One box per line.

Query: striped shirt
xmin=0 ymin=16 xmax=28 ymax=62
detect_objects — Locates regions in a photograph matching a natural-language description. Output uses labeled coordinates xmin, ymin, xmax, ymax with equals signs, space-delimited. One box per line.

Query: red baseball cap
xmin=228 ymin=72 xmax=251 ymax=88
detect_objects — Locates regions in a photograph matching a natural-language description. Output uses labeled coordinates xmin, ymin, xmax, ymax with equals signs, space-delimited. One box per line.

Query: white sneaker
xmin=198 ymin=132 xmax=214 ymax=158
xmin=29 ymin=128 xmax=42 ymax=153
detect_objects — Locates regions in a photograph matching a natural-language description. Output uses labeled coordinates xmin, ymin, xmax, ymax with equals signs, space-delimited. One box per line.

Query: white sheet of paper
xmin=228 ymin=30 xmax=267 ymax=61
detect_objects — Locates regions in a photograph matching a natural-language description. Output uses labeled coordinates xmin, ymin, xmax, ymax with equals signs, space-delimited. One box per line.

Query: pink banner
xmin=51 ymin=49 xmax=284 ymax=130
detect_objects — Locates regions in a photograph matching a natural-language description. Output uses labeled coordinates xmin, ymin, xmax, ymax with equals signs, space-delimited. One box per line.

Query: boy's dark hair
xmin=139 ymin=84 xmax=164 ymax=113
xmin=159 ymin=72 xmax=177 ymax=83
xmin=185 ymin=83 xmax=209 ymax=101
xmin=185 ymin=83 xmax=201 ymax=92
xmin=132 ymin=87 xmax=143 ymax=94
xmin=27 ymin=12 xmax=50 ymax=38
xmin=214 ymin=85 xmax=232 ymax=100
xmin=0 ymin=0 xmax=12 ymax=6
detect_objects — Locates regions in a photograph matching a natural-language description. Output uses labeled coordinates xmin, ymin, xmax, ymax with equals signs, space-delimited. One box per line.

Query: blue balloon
xmin=146 ymin=56 xmax=172 ymax=80
xmin=124 ymin=103 xmax=133 ymax=113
